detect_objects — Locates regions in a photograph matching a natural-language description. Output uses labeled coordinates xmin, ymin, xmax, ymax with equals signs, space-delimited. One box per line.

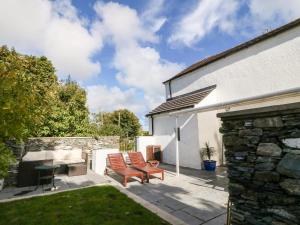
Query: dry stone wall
xmin=25 ymin=136 xmax=119 ymax=153
xmin=218 ymin=102 xmax=300 ymax=225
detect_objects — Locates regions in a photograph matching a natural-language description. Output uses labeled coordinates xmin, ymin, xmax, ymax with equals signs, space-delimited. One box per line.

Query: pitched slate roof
xmin=163 ymin=18 xmax=300 ymax=84
xmin=147 ymin=85 xmax=216 ymax=116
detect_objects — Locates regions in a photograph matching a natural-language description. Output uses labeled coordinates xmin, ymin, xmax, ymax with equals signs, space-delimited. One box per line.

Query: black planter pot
xmin=203 ymin=160 xmax=216 ymax=171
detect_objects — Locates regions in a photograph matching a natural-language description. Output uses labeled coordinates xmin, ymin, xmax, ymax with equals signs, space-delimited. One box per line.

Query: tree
xmin=111 ymin=109 xmax=141 ymax=138
xmin=0 ymin=143 xmax=15 ymax=179
xmin=0 ymin=46 xmax=57 ymax=177
xmin=93 ymin=109 xmax=142 ymax=151
xmin=0 ymin=46 xmax=58 ymax=141
xmin=95 ymin=109 xmax=141 ymax=138
xmin=35 ymin=78 xmax=91 ymax=137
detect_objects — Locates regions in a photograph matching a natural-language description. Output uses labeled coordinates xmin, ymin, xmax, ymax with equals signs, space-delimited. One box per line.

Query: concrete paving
xmin=0 ymin=170 xmax=109 ymax=201
xmin=108 ymin=164 xmax=229 ymax=225
xmin=0 ymin=164 xmax=229 ymax=225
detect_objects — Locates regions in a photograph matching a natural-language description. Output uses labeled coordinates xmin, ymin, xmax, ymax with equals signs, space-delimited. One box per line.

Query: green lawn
xmin=0 ymin=186 xmax=169 ymax=225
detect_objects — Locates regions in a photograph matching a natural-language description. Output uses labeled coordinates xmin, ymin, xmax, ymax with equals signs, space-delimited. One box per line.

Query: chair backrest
xmin=128 ymin=152 xmax=147 ymax=167
xmin=107 ymin=153 xmax=127 ymax=170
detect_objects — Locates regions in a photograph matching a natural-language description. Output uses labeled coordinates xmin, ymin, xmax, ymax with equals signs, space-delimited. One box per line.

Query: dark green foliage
xmin=94 ymin=109 xmax=141 ymax=138
xmin=97 ymin=124 xmax=123 ymax=136
xmin=0 ymin=143 xmax=15 ymax=178
xmin=0 ymin=46 xmax=58 ymax=176
xmin=0 ymin=46 xmax=92 ymax=138
xmin=0 ymin=45 xmax=58 ymax=141
xmin=0 ymin=46 xmax=92 ymax=176
xmin=200 ymin=142 xmax=215 ymax=161
xmin=93 ymin=109 xmax=142 ymax=151
xmin=0 ymin=186 xmax=170 ymax=225
xmin=110 ymin=109 xmax=141 ymax=138
xmin=35 ymin=79 xmax=91 ymax=137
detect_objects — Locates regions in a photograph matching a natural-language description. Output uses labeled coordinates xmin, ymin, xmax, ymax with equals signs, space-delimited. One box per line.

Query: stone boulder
xmin=253 ymin=117 xmax=283 ymax=128
xmin=254 ymin=171 xmax=280 ymax=182
xmin=280 ymin=179 xmax=300 ymax=196
xmin=282 ymin=138 xmax=300 ymax=148
xmin=277 ymin=153 xmax=300 ymax=179
xmin=257 ymin=143 xmax=282 ymax=157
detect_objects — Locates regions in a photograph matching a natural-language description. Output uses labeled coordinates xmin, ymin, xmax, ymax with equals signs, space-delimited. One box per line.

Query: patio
xmin=126 ymin=164 xmax=228 ymax=225
xmin=0 ymin=164 xmax=228 ymax=225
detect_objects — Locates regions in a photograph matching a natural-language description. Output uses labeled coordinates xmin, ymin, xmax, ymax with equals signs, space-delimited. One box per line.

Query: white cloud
xmin=168 ymin=0 xmax=239 ymax=47
xmin=86 ymin=85 xmax=144 ymax=114
xmin=114 ymin=44 xmax=182 ymax=108
xmin=94 ymin=2 xmax=158 ymax=46
xmin=0 ymin=0 xmax=102 ymax=80
xmin=141 ymin=0 xmax=167 ymax=33
xmin=247 ymin=0 xmax=300 ymax=31
xmin=94 ymin=1 xmax=183 ymax=110
xmin=168 ymin=0 xmax=300 ymax=47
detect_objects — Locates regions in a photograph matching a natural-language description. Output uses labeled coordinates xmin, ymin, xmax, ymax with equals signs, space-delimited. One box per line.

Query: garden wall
xmin=218 ymin=102 xmax=300 ymax=225
xmin=6 ymin=136 xmax=119 ymax=186
xmin=25 ymin=136 xmax=119 ymax=153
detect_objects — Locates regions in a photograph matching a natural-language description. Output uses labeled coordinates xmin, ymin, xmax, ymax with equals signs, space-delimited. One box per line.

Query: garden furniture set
xmin=17 ymin=148 xmax=87 ymax=188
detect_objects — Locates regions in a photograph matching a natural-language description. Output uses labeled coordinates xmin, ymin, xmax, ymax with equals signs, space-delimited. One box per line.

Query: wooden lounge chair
xmin=127 ymin=152 xmax=164 ymax=183
xmin=105 ymin=153 xmax=144 ymax=187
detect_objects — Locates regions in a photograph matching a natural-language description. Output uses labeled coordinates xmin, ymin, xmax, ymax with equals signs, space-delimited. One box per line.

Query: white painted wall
xmin=92 ymin=149 xmax=119 ymax=175
xmin=136 ymin=136 xmax=156 ymax=159
xmin=151 ymin=112 xmax=201 ymax=169
xmin=197 ymin=110 xmax=223 ymax=166
xmin=152 ymin=114 xmax=176 ymax=165
xmin=167 ymin=26 xmax=300 ymax=106
xmin=178 ymin=113 xmax=201 ymax=169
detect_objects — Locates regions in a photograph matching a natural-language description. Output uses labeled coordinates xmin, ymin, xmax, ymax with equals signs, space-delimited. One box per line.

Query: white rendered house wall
xmin=152 ymin=112 xmax=201 ymax=169
xmin=166 ymin=26 xmax=300 ymax=106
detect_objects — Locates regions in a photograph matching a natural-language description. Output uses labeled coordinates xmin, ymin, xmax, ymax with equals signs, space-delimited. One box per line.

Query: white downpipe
xmin=175 ymin=116 xmax=180 ymax=176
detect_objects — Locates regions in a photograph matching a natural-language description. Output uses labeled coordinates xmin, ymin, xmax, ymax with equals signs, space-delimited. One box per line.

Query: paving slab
xmin=121 ymin=164 xmax=229 ymax=225
xmin=0 ymin=170 xmax=108 ymax=201
xmin=201 ymin=213 xmax=227 ymax=225
xmin=172 ymin=210 xmax=204 ymax=225
xmin=182 ymin=205 xmax=225 ymax=221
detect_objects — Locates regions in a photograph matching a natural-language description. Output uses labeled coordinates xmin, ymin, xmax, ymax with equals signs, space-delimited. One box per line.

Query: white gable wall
xmin=167 ymin=26 xmax=300 ymax=106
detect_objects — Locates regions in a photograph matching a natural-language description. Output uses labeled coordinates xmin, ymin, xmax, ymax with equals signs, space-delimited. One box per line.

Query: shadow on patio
xmin=0 ymin=170 xmax=109 ymax=201
xmin=108 ymin=164 xmax=229 ymax=225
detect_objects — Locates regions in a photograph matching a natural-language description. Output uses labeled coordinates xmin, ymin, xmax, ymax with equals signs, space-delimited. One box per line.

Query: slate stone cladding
xmin=218 ymin=102 xmax=300 ymax=225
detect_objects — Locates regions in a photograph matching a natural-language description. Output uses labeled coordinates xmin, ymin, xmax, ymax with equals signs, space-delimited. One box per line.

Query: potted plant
xmin=0 ymin=143 xmax=15 ymax=191
xmin=200 ymin=142 xmax=216 ymax=171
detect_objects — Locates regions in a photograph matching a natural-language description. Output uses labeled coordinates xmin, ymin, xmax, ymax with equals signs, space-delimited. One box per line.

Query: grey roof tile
xmin=147 ymin=85 xmax=216 ymax=116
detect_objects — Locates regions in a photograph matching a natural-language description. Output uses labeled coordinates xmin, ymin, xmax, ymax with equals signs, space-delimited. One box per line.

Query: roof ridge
xmin=163 ymin=17 xmax=300 ymax=84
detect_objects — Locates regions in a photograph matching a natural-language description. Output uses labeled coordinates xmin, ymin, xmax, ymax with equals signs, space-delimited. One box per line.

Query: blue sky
xmin=1 ymin=0 xmax=300 ymax=129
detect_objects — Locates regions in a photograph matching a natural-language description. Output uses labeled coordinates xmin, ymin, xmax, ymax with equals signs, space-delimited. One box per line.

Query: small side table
xmin=35 ymin=165 xmax=59 ymax=191
xmin=147 ymin=160 xmax=160 ymax=167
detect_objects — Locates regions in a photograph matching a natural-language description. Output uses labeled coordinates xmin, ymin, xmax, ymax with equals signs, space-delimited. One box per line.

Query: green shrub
xmin=0 ymin=143 xmax=15 ymax=179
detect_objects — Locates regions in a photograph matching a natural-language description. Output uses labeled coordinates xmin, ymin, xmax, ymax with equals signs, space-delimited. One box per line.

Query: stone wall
xmin=25 ymin=136 xmax=119 ymax=154
xmin=218 ymin=102 xmax=300 ymax=225
xmin=5 ymin=136 xmax=119 ymax=186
